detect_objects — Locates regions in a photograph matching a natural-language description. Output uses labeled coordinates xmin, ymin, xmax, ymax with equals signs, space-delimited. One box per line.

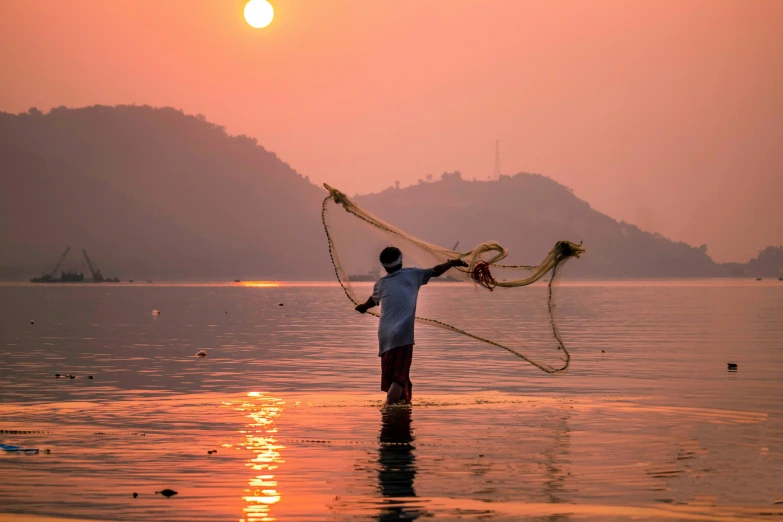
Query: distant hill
xmin=0 ymin=105 xmax=327 ymax=279
xmin=356 ymin=172 xmax=725 ymax=278
xmin=721 ymin=245 xmax=783 ymax=278
xmin=1 ymin=105 xmax=779 ymax=280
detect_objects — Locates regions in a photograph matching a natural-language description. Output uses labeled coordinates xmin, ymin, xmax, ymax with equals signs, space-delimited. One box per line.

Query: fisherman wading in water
xmin=355 ymin=246 xmax=468 ymax=405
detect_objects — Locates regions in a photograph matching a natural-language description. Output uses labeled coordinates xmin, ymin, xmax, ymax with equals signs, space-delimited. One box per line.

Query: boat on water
xmin=31 ymin=270 xmax=85 ymax=283
xmin=348 ymin=266 xmax=460 ymax=282
xmin=30 ymin=247 xmax=120 ymax=283
xmin=349 ymin=267 xmax=382 ymax=282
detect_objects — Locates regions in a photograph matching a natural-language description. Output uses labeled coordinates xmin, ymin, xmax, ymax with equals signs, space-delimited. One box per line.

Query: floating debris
xmin=1 ymin=443 xmax=39 ymax=454
xmin=278 ymin=303 xmax=284 ymax=306
xmin=156 ymin=489 xmax=178 ymax=498
xmin=133 ymin=492 xmax=138 ymax=498
xmin=207 ymin=449 xmax=217 ymax=454
xmin=727 ymin=363 xmax=738 ymax=371
xmin=195 ymin=350 xmax=207 ymax=357
xmin=55 ymin=374 xmax=60 ymax=378
xmin=88 ymin=375 xmax=93 ymax=379
xmin=151 ymin=309 xmax=160 ymax=316
xmin=30 ymin=320 xmax=34 ymax=325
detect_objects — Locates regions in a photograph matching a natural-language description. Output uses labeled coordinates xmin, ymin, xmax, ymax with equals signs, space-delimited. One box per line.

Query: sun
xmin=244 ymin=0 xmax=274 ymax=29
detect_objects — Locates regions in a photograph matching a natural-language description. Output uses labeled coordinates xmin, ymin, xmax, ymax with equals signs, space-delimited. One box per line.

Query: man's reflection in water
xmin=377 ymin=406 xmax=422 ymax=521
xmin=541 ymin=414 xmax=572 ymax=521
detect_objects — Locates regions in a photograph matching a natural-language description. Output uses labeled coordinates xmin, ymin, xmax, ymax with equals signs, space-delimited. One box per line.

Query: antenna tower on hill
xmin=492 ymin=139 xmax=502 ymax=180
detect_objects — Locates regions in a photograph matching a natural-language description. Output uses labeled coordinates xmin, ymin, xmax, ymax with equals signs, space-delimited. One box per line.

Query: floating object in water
xmin=151 ymin=309 xmax=160 ymax=316
xmin=133 ymin=492 xmax=138 ymax=498
xmin=195 ymin=350 xmax=207 ymax=357
xmin=601 ymin=350 xmax=605 ymax=353
xmin=68 ymin=374 xmax=75 ymax=379
xmin=88 ymin=375 xmax=93 ymax=379
xmin=727 ymin=363 xmax=738 ymax=371
xmin=756 ymin=277 xmax=762 ymax=281
xmin=234 ymin=279 xmax=241 ymax=283
xmin=1 ymin=443 xmax=39 ymax=454
xmin=55 ymin=373 xmax=60 ymax=378
xmin=207 ymin=449 xmax=217 ymax=454
xmin=30 ymin=320 xmax=34 ymax=325
xmin=278 ymin=303 xmax=284 ymax=306
xmin=156 ymin=489 xmax=178 ymax=498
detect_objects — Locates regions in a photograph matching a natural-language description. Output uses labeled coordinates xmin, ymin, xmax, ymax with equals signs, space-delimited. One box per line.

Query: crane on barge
xmin=82 ymin=249 xmax=120 ymax=282
xmin=30 ymin=247 xmax=84 ymax=282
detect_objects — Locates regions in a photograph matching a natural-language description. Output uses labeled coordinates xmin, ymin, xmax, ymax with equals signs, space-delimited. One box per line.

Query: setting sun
xmin=244 ymin=0 xmax=274 ymax=29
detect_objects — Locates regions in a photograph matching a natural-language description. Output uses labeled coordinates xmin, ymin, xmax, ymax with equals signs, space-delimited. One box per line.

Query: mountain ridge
xmin=1 ymin=105 xmax=780 ymax=280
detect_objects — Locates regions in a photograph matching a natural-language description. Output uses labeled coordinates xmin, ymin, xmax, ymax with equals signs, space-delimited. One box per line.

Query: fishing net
xmin=321 ymin=184 xmax=585 ymax=373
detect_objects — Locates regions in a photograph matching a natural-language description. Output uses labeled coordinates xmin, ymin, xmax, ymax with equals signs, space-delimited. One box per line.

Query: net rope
xmin=321 ymin=184 xmax=585 ymax=374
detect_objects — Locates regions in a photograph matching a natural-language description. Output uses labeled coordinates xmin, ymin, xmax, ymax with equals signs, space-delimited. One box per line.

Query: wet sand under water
xmin=1 ymin=281 xmax=782 ymax=520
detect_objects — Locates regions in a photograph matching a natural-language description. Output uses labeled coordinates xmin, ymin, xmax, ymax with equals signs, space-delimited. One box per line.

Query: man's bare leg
xmin=386 ymin=382 xmax=404 ymax=405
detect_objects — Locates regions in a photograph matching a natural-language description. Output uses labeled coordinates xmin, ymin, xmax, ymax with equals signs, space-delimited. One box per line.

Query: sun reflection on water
xmin=238 ymin=391 xmax=286 ymax=522
xmin=239 ymin=281 xmax=282 ymax=288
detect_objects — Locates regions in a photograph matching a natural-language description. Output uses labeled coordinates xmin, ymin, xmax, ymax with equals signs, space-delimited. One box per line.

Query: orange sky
xmin=1 ymin=0 xmax=781 ymax=262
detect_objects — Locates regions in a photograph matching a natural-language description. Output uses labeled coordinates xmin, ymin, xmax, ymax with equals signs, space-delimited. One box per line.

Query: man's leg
xmin=381 ymin=345 xmax=413 ymax=405
xmin=386 ymin=382 xmax=404 ymax=405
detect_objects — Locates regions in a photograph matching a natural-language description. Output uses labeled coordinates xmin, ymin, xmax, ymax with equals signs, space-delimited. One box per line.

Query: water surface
xmin=1 ymin=280 xmax=782 ymax=521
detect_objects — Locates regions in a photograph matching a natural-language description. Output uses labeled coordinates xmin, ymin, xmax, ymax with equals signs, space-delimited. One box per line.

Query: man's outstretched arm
xmin=431 ymin=259 xmax=468 ymax=278
xmin=355 ymin=297 xmax=377 ymax=314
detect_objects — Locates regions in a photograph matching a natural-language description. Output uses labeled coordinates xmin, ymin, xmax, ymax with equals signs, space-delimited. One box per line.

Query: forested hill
xmin=357 ymin=173 xmax=716 ymax=278
xmin=0 ymin=105 xmax=327 ymax=279
xmin=1 ymin=105 xmax=778 ymax=280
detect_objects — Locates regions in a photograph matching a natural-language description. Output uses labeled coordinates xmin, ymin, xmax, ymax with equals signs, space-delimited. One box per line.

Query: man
xmin=355 ymin=246 xmax=468 ymax=405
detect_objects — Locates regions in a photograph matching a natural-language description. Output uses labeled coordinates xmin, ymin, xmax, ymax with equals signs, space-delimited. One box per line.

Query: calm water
xmin=1 ymin=280 xmax=782 ymax=521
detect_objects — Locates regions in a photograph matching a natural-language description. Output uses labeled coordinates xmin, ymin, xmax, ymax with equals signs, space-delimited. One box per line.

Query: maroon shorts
xmin=380 ymin=344 xmax=413 ymax=402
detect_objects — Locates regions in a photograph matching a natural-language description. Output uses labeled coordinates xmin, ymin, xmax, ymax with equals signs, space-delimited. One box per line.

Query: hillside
xmin=356 ymin=173 xmax=725 ymax=278
xmin=1 ymin=105 xmax=778 ymax=280
xmin=0 ymin=105 xmax=328 ymax=279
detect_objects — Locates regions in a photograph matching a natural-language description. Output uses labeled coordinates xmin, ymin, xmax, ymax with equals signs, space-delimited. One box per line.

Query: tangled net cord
xmin=320 ymin=185 xmax=584 ymax=374
xmin=472 ymin=260 xmax=497 ymax=290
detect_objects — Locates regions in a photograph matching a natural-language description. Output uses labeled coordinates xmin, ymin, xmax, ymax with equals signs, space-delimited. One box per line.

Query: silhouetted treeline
xmin=0 ymin=105 xmax=778 ymax=280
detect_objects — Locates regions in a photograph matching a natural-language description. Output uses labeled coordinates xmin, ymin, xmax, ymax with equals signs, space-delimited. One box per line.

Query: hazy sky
xmin=1 ymin=0 xmax=781 ymax=262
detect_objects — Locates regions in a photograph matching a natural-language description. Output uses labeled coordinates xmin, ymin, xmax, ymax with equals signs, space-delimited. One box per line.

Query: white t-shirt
xmin=372 ymin=267 xmax=433 ymax=356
